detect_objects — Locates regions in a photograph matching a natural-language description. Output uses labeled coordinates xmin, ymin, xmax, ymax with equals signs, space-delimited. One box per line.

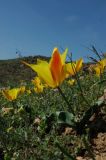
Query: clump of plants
xmin=0 ymin=46 xmax=106 ymax=160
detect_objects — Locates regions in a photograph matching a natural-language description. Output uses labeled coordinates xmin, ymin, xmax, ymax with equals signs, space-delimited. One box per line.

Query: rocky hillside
xmin=0 ymin=55 xmax=50 ymax=87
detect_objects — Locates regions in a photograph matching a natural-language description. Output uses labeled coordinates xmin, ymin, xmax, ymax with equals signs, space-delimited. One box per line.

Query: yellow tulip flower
xmin=2 ymin=88 xmax=20 ymax=101
xmin=93 ymin=66 xmax=101 ymax=76
xmin=22 ymin=48 xmax=68 ymax=88
xmin=34 ymin=84 xmax=44 ymax=93
xmin=20 ymin=86 xmax=26 ymax=94
xmin=66 ymin=58 xmax=83 ymax=76
xmin=68 ymin=79 xmax=75 ymax=85
xmin=32 ymin=76 xmax=44 ymax=93
xmin=2 ymin=87 xmax=24 ymax=101
xmin=98 ymin=58 xmax=106 ymax=68
xmin=93 ymin=58 xmax=106 ymax=76
xmin=32 ymin=76 xmax=41 ymax=86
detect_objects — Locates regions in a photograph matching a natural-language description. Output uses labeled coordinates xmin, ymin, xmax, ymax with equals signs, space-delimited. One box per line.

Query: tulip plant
xmin=0 ymin=46 xmax=106 ymax=159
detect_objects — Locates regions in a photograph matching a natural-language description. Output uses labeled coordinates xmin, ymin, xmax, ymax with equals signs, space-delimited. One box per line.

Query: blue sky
xmin=0 ymin=0 xmax=106 ymax=61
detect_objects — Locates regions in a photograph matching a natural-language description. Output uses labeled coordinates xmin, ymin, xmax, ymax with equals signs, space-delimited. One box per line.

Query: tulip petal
xmin=2 ymin=88 xmax=21 ymax=101
xmin=93 ymin=66 xmax=101 ymax=76
xmin=98 ymin=59 xmax=106 ymax=69
xmin=37 ymin=59 xmax=49 ymax=65
xmin=65 ymin=63 xmax=76 ymax=75
xmin=50 ymin=48 xmax=63 ymax=85
xmin=61 ymin=48 xmax=68 ymax=65
xmin=76 ymin=58 xmax=83 ymax=72
xmin=24 ymin=61 xmax=56 ymax=87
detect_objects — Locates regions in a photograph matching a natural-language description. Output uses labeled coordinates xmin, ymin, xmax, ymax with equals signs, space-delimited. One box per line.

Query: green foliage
xmin=56 ymin=111 xmax=76 ymax=127
xmin=0 ymin=56 xmax=106 ymax=159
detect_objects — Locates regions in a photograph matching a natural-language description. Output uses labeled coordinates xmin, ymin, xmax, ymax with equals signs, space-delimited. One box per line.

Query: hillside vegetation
xmin=0 ymin=56 xmax=50 ymax=86
xmin=0 ymin=49 xmax=106 ymax=159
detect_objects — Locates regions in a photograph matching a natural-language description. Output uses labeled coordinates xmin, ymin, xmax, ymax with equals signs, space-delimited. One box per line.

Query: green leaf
xmin=55 ymin=142 xmax=75 ymax=160
xmin=96 ymin=99 xmax=104 ymax=106
xmin=56 ymin=111 xmax=75 ymax=127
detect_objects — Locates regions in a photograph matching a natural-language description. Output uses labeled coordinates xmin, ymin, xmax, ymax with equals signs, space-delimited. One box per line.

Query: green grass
xmin=0 ymin=68 xmax=106 ymax=159
xmin=0 ymin=47 xmax=106 ymax=159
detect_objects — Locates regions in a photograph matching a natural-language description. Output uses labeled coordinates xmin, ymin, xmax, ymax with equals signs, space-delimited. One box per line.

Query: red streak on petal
xmin=50 ymin=49 xmax=62 ymax=85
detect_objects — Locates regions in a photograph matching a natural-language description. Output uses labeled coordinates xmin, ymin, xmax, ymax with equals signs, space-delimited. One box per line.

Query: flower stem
xmin=57 ymin=87 xmax=74 ymax=115
xmin=69 ymin=57 xmax=90 ymax=106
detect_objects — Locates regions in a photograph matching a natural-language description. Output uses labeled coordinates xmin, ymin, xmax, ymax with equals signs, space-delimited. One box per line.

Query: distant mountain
xmin=0 ymin=55 xmax=50 ymax=87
